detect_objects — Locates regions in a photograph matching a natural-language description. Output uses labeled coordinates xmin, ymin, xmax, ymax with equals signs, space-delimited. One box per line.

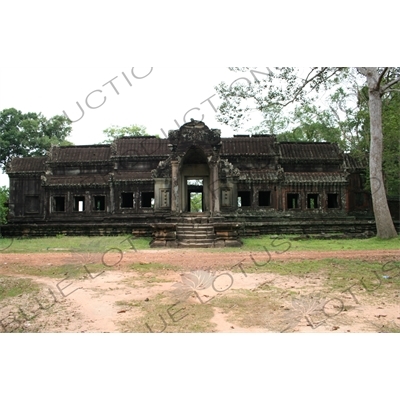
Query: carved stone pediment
xmin=168 ymin=120 xmax=221 ymax=147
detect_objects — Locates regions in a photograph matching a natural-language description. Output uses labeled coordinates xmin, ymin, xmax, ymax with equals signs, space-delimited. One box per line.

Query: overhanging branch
xmin=382 ymin=76 xmax=400 ymax=93
xmin=378 ymin=67 xmax=389 ymax=87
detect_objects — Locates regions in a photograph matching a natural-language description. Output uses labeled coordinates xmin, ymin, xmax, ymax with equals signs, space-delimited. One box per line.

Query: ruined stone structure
xmin=4 ymin=120 xmax=375 ymax=246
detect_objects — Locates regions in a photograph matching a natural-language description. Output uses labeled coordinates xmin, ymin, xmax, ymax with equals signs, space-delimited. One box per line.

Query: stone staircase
xmin=176 ymin=215 xmax=216 ymax=248
xmin=150 ymin=215 xmax=242 ymax=248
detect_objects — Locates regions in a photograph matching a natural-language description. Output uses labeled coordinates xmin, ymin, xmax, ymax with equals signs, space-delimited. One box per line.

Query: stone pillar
xmin=340 ymin=184 xmax=347 ymax=212
xmin=110 ymin=182 xmax=115 ymax=214
xmin=212 ymin=162 xmax=220 ymax=213
xmin=171 ymin=161 xmax=179 ymax=213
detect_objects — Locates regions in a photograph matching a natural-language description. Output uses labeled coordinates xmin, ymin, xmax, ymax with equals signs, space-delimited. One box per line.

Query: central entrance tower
xmin=168 ymin=120 xmax=222 ymax=215
xmin=151 ymin=120 xmax=242 ymax=247
xmin=180 ymin=147 xmax=210 ymax=213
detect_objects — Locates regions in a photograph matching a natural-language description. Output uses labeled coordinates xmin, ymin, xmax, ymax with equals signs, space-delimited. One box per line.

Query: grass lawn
xmin=0 ymin=234 xmax=399 ymax=254
xmin=240 ymin=235 xmax=400 ymax=252
xmin=0 ymin=235 xmax=151 ymax=253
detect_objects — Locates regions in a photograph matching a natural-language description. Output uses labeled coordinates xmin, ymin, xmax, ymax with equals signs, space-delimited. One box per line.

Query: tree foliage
xmin=102 ymin=124 xmax=151 ymax=143
xmin=0 ymin=186 xmax=9 ymax=225
xmin=216 ymin=67 xmax=400 ymax=238
xmin=190 ymin=193 xmax=203 ymax=212
xmin=0 ymin=108 xmax=72 ymax=171
xmin=381 ymin=92 xmax=400 ymax=197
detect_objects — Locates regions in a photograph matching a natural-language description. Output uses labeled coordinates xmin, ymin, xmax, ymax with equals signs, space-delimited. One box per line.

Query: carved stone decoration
xmin=47 ymin=146 xmax=54 ymax=161
xmin=152 ymin=158 xmax=172 ymax=179
xmin=219 ymin=159 xmax=240 ymax=179
xmin=110 ymin=141 xmax=118 ymax=156
xmin=221 ymin=188 xmax=232 ymax=207
xmin=277 ymin=165 xmax=285 ymax=181
xmin=341 ymin=161 xmax=350 ymax=180
xmin=168 ymin=120 xmax=222 ymax=149
xmin=159 ymin=188 xmax=171 ymax=208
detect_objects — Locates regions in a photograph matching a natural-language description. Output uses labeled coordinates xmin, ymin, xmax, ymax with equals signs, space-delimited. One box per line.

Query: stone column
xmin=171 ymin=161 xmax=179 ymax=213
xmin=211 ymin=162 xmax=220 ymax=213
xmin=109 ymin=181 xmax=115 ymax=214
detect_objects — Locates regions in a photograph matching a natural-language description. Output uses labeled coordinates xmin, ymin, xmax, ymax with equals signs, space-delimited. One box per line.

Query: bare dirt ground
xmin=1 ymin=249 xmax=399 ymax=333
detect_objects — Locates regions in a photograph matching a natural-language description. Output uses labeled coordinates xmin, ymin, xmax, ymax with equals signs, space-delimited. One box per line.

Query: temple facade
xmin=4 ymin=120 xmax=374 ymax=246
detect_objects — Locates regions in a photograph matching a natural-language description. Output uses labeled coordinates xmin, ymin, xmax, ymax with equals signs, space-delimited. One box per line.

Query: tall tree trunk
xmin=365 ymin=69 xmax=398 ymax=238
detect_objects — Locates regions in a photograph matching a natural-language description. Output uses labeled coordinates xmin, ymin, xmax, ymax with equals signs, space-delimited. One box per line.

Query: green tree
xmin=382 ymin=92 xmax=400 ymax=197
xmin=0 ymin=108 xmax=72 ymax=171
xmin=277 ymin=103 xmax=346 ymax=150
xmin=102 ymin=124 xmax=151 ymax=143
xmin=349 ymin=86 xmax=400 ymax=198
xmin=190 ymin=193 xmax=203 ymax=212
xmin=0 ymin=186 xmax=9 ymax=225
xmin=216 ymin=67 xmax=400 ymax=239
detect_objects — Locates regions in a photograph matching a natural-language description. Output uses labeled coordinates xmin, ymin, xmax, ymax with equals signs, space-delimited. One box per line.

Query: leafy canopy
xmin=216 ymin=67 xmax=400 ymax=238
xmin=102 ymin=124 xmax=153 ymax=143
xmin=0 ymin=108 xmax=72 ymax=171
xmin=0 ymin=186 xmax=9 ymax=225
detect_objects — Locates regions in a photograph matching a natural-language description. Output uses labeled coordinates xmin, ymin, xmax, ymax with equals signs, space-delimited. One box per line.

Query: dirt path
xmin=2 ymin=249 xmax=400 ymax=269
xmin=1 ymin=249 xmax=399 ymax=333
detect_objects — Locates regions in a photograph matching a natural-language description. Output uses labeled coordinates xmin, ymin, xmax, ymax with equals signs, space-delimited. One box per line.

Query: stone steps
xmin=178 ymin=241 xmax=216 ymax=248
xmin=176 ymin=221 xmax=216 ymax=248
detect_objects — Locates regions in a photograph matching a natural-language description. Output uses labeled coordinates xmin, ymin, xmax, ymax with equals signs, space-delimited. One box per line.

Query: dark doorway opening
xmin=187 ymin=180 xmax=203 ymax=212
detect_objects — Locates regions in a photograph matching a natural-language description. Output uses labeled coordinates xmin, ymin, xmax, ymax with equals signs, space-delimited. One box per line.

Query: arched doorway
xmin=180 ymin=147 xmax=210 ymax=213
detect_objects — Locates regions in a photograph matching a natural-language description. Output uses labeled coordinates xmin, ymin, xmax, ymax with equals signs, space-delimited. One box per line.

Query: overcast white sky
xmin=0 ymin=67 xmax=256 ymax=186
xmin=1 ymin=2 xmax=396 ymax=189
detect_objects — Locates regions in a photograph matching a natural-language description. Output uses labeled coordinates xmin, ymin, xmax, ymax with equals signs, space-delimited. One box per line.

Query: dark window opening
xmin=328 ymin=193 xmax=339 ymax=208
xmin=121 ymin=193 xmax=134 ymax=208
xmin=355 ymin=193 xmax=365 ymax=207
xmin=259 ymin=191 xmax=271 ymax=207
xmin=54 ymin=196 xmax=65 ymax=212
xmin=141 ymin=192 xmax=155 ymax=208
xmin=287 ymin=193 xmax=300 ymax=209
xmin=238 ymin=191 xmax=251 ymax=207
xmin=74 ymin=196 xmax=85 ymax=212
xmin=307 ymin=194 xmax=319 ymax=209
xmin=25 ymin=196 xmax=40 ymax=214
xmin=94 ymin=196 xmax=106 ymax=211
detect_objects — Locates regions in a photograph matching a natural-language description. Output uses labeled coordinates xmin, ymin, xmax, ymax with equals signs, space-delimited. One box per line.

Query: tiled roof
xmin=221 ymin=136 xmax=276 ymax=155
xmin=279 ymin=142 xmax=341 ymax=160
xmin=284 ymin=172 xmax=347 ymax=183
xmin=343 ymin=153 xmax=368 ymax=171
xmin=51 ymin=145 xmax=111 ymax=163
xmin=8 ymin=157 xmax=46 ymax=173
xmin=115 ymin=137 xmax=170 ymax=157
xmin=239 ymin=170 xmax=278 ymax=182
xmin=114 ymin=171 xmax=153 ymax=181
xmin=238 ymin=170 xmax=347 ymax=183
xmin=45 ymin=174 xmax=110 ymax=186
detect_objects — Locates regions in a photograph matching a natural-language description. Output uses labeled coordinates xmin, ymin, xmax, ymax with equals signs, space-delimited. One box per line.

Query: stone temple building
xmin=4 ymin=120 xmax=376 ymax=246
